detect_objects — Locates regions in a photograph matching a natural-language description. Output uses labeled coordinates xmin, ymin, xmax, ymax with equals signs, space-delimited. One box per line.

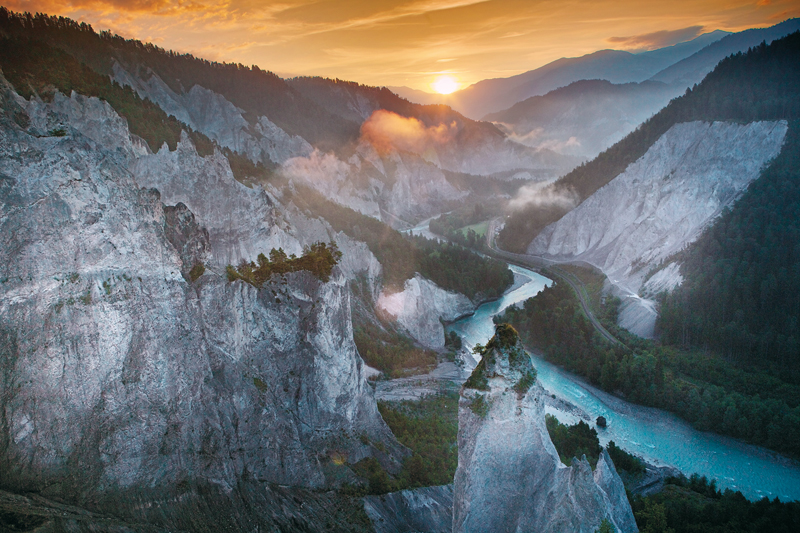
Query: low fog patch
xmin=508 ymin=181 xmax=579 ymax=212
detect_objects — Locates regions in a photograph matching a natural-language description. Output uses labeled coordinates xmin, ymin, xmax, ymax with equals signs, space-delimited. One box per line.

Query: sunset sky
xmin=3 ymin=0 xmax=798 ymax=91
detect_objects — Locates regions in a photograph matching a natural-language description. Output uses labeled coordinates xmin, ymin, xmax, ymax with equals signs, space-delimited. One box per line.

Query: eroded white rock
xmin=529 ymin=120 xmax=787 ymax=337
xmin=377 ymin=274 xmax=473 ymax=349
xmin=454 ymin=326 xmax=637 ymax=533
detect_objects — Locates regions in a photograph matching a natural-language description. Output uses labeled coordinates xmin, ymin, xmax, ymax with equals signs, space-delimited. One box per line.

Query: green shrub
xmin=468 ymin=394 xmax=490 ymax=418
xmin=463 ymin=358 xmax=489 ymax=391
xmin=227 ymin=242 xmax=341 ymax=286
xmin=252 ymin=377 xmax=268 ymax=393
xmin=188 ymin=262 xmax=205 ymax=282
xmin=513 ymin=369 xmax=537 ymax=396
xmin=607 ymin=440 xmax=645 ymax=474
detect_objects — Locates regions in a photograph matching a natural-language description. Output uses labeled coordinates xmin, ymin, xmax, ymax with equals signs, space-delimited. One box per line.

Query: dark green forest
xmin=377 ymin=393 xmax=459 ymax=490
xmin=632 ymin=474 xmax=800 ymax=533
xmin=499 ymin=31 xmax=800 ymax=252
xmin=353 ymin=319 xmax=437 ymax=377
xmin=658 ymin=121 xmax=800 ymax=380
xmin=498 ymin=281 xmax=800 ymax=457
xmin=288 ymin=187 xmax=513 ymax=299
xmin=0 ymin=8 xmax=360 ymax=154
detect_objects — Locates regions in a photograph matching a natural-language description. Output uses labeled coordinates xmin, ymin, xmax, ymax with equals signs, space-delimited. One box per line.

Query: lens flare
xmin=431 ymin=75 xmax=459 ymax=94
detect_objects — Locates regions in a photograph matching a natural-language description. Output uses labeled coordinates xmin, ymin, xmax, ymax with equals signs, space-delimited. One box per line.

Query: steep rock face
xmin=363 ymin=484 xmax=454 ymax=533
xmin=114 ymin=64 xmax=467 ymax=225
xmin=0 ymin=86 xmax=400 ymax=510
xmin=112 ymin=63 xmax=313 ymax=164
xmin=131 ymin=132 xmax=304 ymax=267
xmin=453 ymin=325 xmax=637 ymax=533
xmin=282 ymin=143 xmax=469 ymax=225
xmin=376 ymin=274 xmax=473 ymax=349
xmin=529 ymin=120 xmax=787 ymax=337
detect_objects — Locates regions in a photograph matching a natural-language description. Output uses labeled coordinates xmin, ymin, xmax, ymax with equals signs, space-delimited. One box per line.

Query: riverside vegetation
xmin=547 ymin=418 xmax=800 ymax=532
xmin=429 ymin=203 xmax=491 ymax=250
xmin=498 ymin=279 xmax=800 ymax=457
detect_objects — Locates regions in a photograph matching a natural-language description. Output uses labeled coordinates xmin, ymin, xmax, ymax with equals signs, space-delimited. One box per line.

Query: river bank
xmin=446 ymin=262 xmax=800 ymax=502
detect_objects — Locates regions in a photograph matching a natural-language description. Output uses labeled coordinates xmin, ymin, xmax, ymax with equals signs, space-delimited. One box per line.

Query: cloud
xmin=360 ymin=110 xmax=458 ymax=155
xmin=508 ymin=181 xmax=579 ymax=212
xmin=3 ymin=0 xmax=198 ymax=15
xmin=607 ymin=25 xmax=705 ymax=51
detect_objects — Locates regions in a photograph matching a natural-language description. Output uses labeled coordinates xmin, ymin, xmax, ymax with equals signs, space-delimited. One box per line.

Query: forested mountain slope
xmin=0 ymin=8 xmax=359 ymax=154
xmin=499 ymin=31 xmax=800 ymax=253
xmin=658 ymin=121 xmax=800 ymax=380
xmin=651 ymin=18 xmax=800 ymax=86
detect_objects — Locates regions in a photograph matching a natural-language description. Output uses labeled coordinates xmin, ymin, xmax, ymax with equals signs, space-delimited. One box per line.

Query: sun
xmin=431 ymin=75 xmax=459 ymax=94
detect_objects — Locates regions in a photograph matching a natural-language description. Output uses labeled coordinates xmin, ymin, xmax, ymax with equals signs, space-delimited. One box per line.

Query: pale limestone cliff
xmin=453 ymin=325 xmax=637 ymax=533
xmin=529 ymin=120 xmax=788 ymax=337
xmin=0 ymin=83 xmax=402 ymax=529
xmin=376 ymin=274 xmax=474 ymax=349
xmin=113 ymin=64 xmax=468 ymax=225
xmin=112 ymin=63 xmax=312 ymax=164
xmin=363 ymin=484 xmax=453 ymax=533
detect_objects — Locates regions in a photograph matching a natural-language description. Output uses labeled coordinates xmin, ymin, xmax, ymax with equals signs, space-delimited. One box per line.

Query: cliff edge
xmin=453 ymin=324 xmax=637 ymax=533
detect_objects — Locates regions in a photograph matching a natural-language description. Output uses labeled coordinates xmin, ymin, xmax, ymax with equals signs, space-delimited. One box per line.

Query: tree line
xmin=0 ymin=7 xmax=359 ymax=154
xmin=289 ymin=187 xmax=514 ymax=300
xmin=226 ymin=242 xmax=342 ymax=285
xmin=498 ymin=282 xmax=800 ymax=457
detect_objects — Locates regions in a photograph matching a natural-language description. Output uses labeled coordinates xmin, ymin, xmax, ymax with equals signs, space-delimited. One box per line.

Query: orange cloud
xmin=3 ymin=0 xmax=186 ymax=14
xmin=607 ymin=25 xmax=705 ymax=50
xmin=360 ymin=110 xmax=457 ymax=155
xmin=1 ymin=1 xmax=795 ymax=91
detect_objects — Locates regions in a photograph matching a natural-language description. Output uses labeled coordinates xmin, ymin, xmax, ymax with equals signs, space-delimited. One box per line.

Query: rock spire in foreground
xmin=453 ymin=324 xmax=638 ymax=533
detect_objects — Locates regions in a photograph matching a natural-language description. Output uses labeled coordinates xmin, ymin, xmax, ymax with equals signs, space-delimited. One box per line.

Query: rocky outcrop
xmin=113 ymin=64 xmax=468 ymax=225
xmin=363 ymin=484 xmax=454 ymax=533
xmin=112 ymin=63 xmax=313 ymax=165
xmin=0 ymin=83 xmax=402 ymax=526
xmin=529 ymin=120 xmax=788 ymax=337
xmin=453 ymin=324 xmax=637 ymax=533
xmin=376 ymin=274 xmax=474 ymax=349
xmin=282 ymin=143 xmax=469 ymax=225
xmin=131 ymin=131 xmax=305 ymax=267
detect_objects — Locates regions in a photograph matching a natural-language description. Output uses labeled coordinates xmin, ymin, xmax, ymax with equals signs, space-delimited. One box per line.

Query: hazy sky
xmin=4 ymin=0 xmax=799 ymax=91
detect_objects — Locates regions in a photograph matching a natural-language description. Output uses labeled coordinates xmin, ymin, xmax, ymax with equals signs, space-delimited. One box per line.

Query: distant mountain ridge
xmin=484 ymin=79 xmax=681 ymax=159
xmin=393 ymin=30 xmax=729 ymax=118
xmin=652 ymin=18 xmax=800 ymax=85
